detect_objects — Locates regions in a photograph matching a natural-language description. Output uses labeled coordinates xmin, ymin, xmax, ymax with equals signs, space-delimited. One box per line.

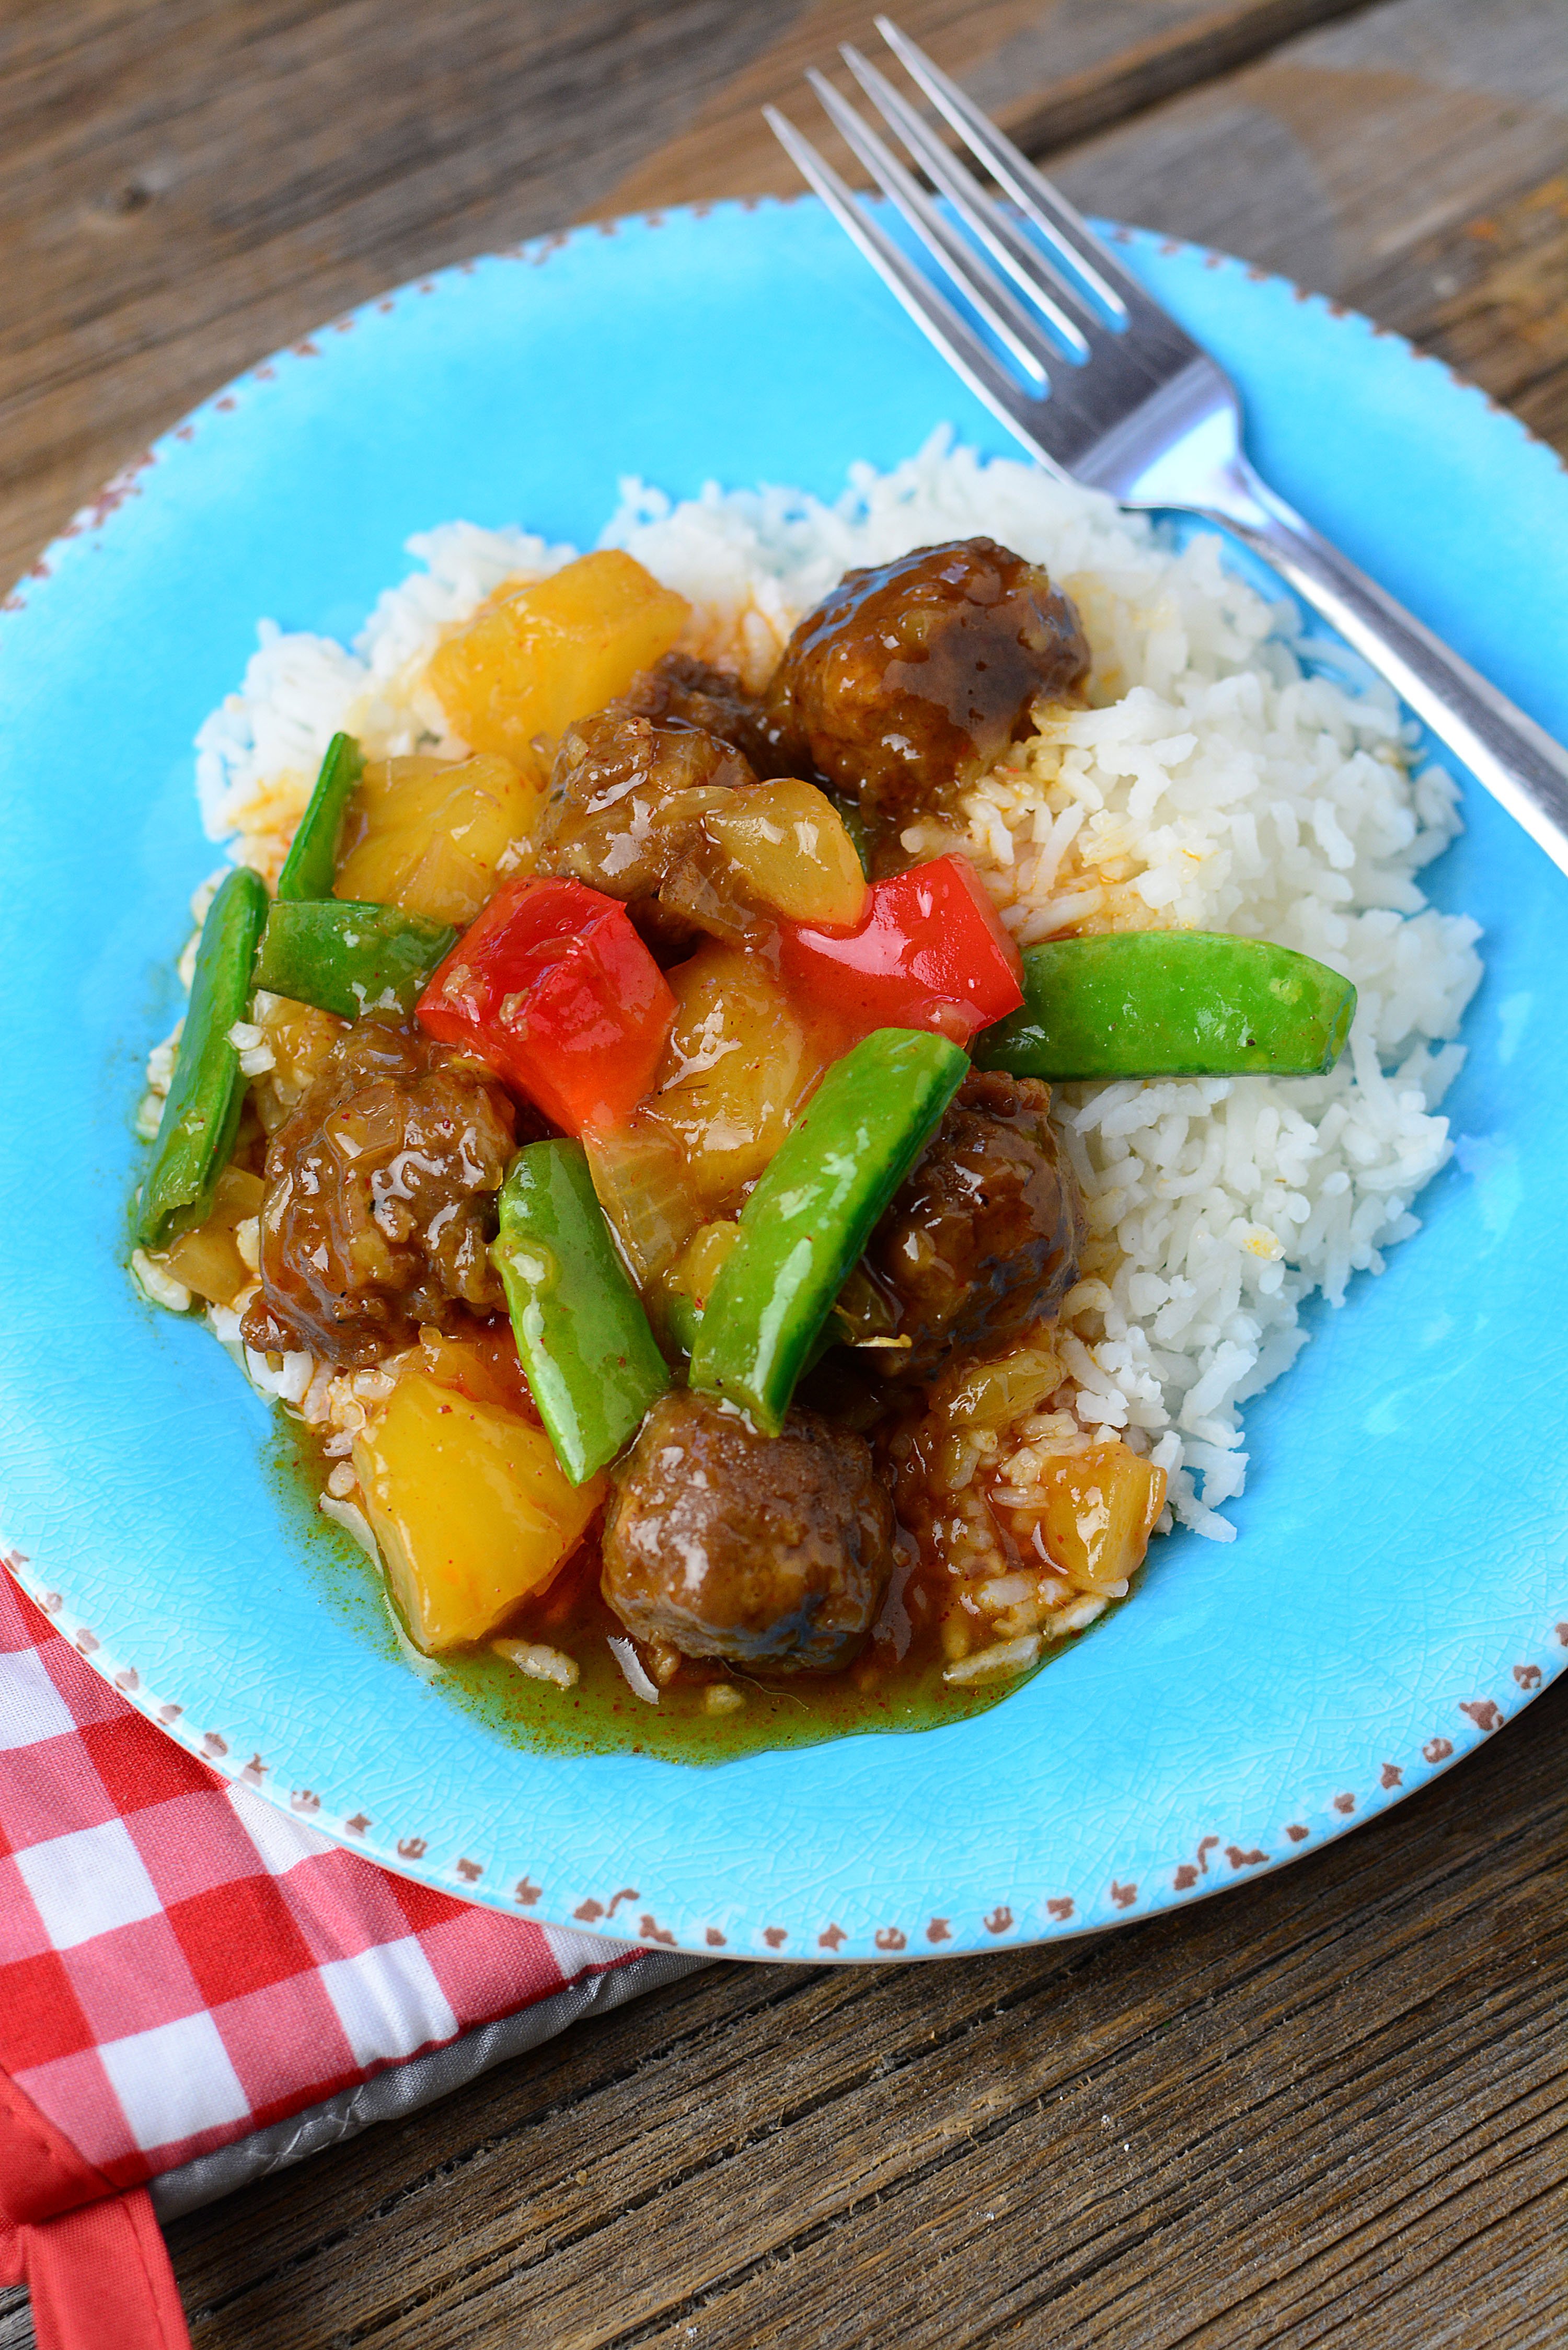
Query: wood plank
xmin=4 ymin=0 xmax=1564 ymax=606
xmin=133 ymin=1673 xmax=1563 ymax=2346
xmin=0 ymin=0 xmax=806 ymax=591
xmin=0 ymin=0 xmax=1394 ymax=595
xmin=1041 ymin=0 xmax=1568 ymax=447
xmin=601 ymin=0 xmax=1380 ymax=215
xmin=1048 ymin=0 xmax=1568 ymax=321
xmin=1398 ymin=173 xmax=1568 ymax=453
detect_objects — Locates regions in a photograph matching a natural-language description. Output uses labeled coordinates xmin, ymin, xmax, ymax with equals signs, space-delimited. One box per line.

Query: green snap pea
xmin=825 ymin=789 xmax=871 ymax=880
xmin=662 ymin=1286 xmax=838 ymax=1374
xmin=491 ymin=1140 xmax=670 ymax=1484
xmin=661 ymin=1289 xmax=703 ymax=1364
xmin=135 ymin=866 xmax=269 ymax=1250
xmin=274 ymin=732 xmax=364 ymax=902
xmin=974 ymin=932 xmax=1357 ymax=1081
xmin=253 ymin=898 xmax=457 ymax=1022
xmin=690 ymin=1028 xmax=968 ymax=1434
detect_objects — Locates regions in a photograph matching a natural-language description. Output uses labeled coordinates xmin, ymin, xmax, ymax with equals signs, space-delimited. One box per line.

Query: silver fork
xmin=765 ymin=18 xmax=1568 ymax=879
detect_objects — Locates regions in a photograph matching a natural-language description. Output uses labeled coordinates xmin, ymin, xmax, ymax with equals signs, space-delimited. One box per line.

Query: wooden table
xmin=3 ymin=4 xmax=1564 ymax=2341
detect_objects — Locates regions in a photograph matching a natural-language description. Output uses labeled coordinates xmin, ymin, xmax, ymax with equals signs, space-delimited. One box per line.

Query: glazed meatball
xmin=626 ymin=652 xmax=778 ymax=774
xmin=535 ymin=677 xmax=759 ymax=953
xmin=762 ymin=537 xmax=1090 ymax=839
xmin=240 ymin=1021 xmax=518 ymax=1367
xmin=601 ymin=1389 xmax=895 ymax=1673
xmin=863 ymin=1069 xmax=1083 ymax=1380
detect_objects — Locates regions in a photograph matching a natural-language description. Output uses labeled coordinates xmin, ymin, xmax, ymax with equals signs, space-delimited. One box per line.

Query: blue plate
xmin=2 ymin=202 xmax=1564 ymax=1963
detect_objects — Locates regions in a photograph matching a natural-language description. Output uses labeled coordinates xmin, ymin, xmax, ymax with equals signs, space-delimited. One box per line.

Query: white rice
xmin=188 ymin=430 xmax=1482 ymax=1540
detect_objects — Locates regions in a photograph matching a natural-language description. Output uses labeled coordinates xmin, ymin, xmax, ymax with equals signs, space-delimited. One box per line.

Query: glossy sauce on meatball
xmin=863 ymin=1069 xmax=1084 ymax=1379
xmin=601 ymin=1389 xmax=896 ymax=1673
xmin=241 ymin=1021 xmax=519 ymax=1366
xmin=762 ymin=537 xmax=1090 ymax=841
xmin=628 ymin=652 xmax=778 ymax=774
xmin=535 ymin=660 xmax=764 ymax=953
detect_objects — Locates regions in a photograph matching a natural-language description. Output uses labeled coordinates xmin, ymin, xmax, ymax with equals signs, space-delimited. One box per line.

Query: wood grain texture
xmin=6 ymin=0 xmax=1566 ymax=595
xmin=1412 ymin=172 xmax=1568 ymax=453
xmin=0 ymin=0 xmax=799 ymax=590
xmin=1 ymin=2 xmax=1565 ymax=2342
xmin=1046 ymin=0 xmax=1568 ymax=373
xmin=600 ymin=0 xmax=1379 ymax=214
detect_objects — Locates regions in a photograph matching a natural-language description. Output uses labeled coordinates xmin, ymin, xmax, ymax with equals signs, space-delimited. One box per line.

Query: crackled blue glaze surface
xmin=1 ymin=202 xmax=1564 ymax=1963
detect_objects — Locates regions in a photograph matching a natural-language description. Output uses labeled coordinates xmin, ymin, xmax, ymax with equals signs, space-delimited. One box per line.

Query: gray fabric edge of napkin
xmin=151 ymin=1951 xmax=709 ymax=2222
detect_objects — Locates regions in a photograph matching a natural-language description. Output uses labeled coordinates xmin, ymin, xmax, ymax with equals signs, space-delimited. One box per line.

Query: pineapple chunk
xmin=664 ymin=1219 xmax=741 ymax=1310
xmin=426 ymin=550 xmax=689 ymax=773
xmin=252 ymin=996 xmax=349 ymax=1135
xmin=158 ymin=1164 xmax=264 ymax=1307
xmin=412 ymin=1326 xmax=534 ymax=1418
xmin=1034 ymin=1443 xmax=1167 ymax=1593
xmin=352 ymin=1368 xmax=604 ymax=1652
xmin=333 ymin=751 xmax=543 ymax=929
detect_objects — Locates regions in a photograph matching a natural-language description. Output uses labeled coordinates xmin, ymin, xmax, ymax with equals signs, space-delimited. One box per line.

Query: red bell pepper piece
xmin=416 ymin=877 xmax=676 ymax=1132
xmin=778 ymin=854 xmax=1024 ymax=1045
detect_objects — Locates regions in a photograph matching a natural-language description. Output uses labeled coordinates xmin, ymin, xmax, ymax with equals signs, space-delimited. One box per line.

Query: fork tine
xmin=763 ymin=106 xmax=1062 ymax=475
xmin=804 ymin=69 xmax=1053 ymax=386
xmin=839 ymin=43 xmax=1093 ymax=362
xmin=874 ymin=16 xmax=1135 ymax=326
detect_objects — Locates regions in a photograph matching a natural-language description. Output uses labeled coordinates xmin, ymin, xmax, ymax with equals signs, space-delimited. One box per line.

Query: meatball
xmin=601 ymin=1389 xmax=895 ymax=1673
xmin=863 ymin=1069 xmax=1083 ymax=1380
xmin=762 ymin=537 xmax=1090 ymax=838
xmin=240 ymin=1021 xmax=518 ymax=1367
xmin=626 ymin=652 xmax=778 ymax=774
xmin=535 ymin=675 xmax=759 ymax=953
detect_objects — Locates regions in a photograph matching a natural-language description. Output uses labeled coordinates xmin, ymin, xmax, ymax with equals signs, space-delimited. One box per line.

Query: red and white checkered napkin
xmin=0 ymin=1571 xmax=695 ymax=2350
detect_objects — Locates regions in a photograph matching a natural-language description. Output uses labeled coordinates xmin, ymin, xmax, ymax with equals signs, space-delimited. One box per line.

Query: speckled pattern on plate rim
xmin=5 ymin=1540 xmax=1564 ymax=1961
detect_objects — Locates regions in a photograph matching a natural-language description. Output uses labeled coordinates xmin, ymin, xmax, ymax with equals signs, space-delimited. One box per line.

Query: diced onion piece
xmin=831 ymin=1261 xmax=903 ymax=1346
xmin=644 ymin=941 xmax=835 ymax=1216
xmin=583 ymin=1115 xmax=704 ymax=1284
xmin=934 ymin=1340 xmax=1063 ymax=1429
xmin=658 ymin=835 xmax=770 ymax=947
xmin=158 ymin=1164 xmax=267 ymax=1308
xmin=251 ymin=994 xmax=349 ymax=1132
xmin=705 ymin=779 xmax=869 ymax=930
xmin=663 ymin=1220 xmax=742 ymax=1310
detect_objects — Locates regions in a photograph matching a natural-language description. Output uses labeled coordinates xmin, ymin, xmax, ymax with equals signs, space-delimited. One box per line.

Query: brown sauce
xmin=279 ymin=1418 xmax=1122 ymax=1767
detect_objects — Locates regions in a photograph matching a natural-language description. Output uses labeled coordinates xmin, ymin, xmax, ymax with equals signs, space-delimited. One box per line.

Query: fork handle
xmin=1196 ymin=455 xmax=1568 ymax=880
